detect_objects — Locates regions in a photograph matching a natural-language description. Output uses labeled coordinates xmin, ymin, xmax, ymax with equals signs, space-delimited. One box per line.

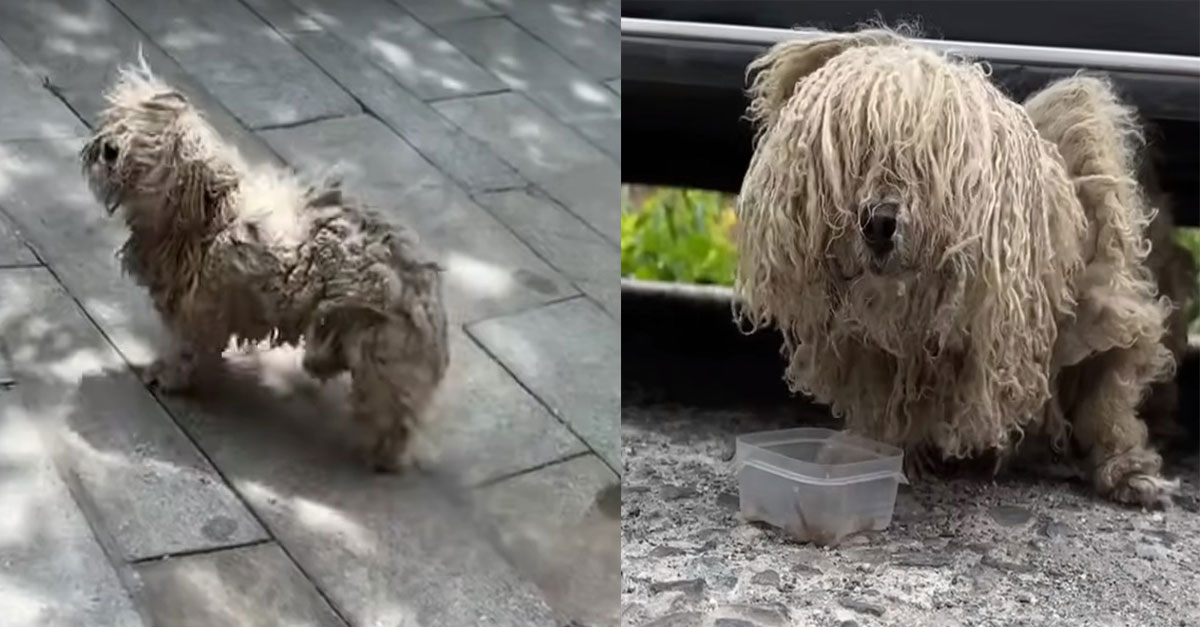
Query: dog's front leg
xmin=1068 ymin=345 xmax=1179 ymax=508
xmin=144 ymin=335 xmax=222 ymax=393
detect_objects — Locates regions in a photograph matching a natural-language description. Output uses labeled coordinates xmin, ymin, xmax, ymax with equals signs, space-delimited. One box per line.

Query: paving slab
xmin=0 ymin=268 xmax=267 ymax=562
xmin=572 ymin=116 xmax=621 ymax=162
xmin=0 ymin=41 xmax=89 ymax=141
xmin=0 ymin=348 xmax=144 ymax=627
xmin=488 ymin=0 xmax=621 ymax=79
xmin=284 ymin=0 xmax=504 ymax=101
xmin=243 ymin=0 xmax=524 ymax=191
xmin=0 ymin=0 xmax=282 ymax=166
xmin=434 ymin=92 xmax=618 ymax=242
xmin=258 ymin=114 xmax=576 ymax=324
xmin=153 ymin=348 xmax=560 ymax=627
xmin=108 ymin=0 xmax=359 ymax=129
xmin=468 ymin=297 xmax=619 ymax=470
xmin=473 ymin=189 xmax=618 ymax=318
xmin=0 ymin=218 xmax=38 ymax=267
xmin=427 ymin=332 xmax=586 ymax=486
xmin=434 ymin=17 xmax=620 ymax=126
xmin=134 ymin=542 xmax=344 ymax=627
xmin=387 ymin=0 xmax=500 ymax=23
xmin=474 ymin=454 xmax=621 ymax=626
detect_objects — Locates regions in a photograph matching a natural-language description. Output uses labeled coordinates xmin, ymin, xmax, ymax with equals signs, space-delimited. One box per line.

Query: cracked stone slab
xmin=108 ymin=0 xmax=359 ymax=129
xmin=473 ymin=454 xmax=620 ymax=626
xmin=468 ymin=298 xmax=619 ymax=469
xmin=155 ymin=348 xmax=559 ymax=626
xmin=0 ymin=0 xmax=282 ymax=166
xmin=434 ymin=17 xmax=620 ymax=126
xmin=0 ymin=268 xmax=266 ymax=562
xmin=488 ymin=0 xmax=620 ymax=79
xmin=0 ymin=217 xmax=38 ymax=267
xmin=243 ymin=0 xmax=524 ymax=191
xmin=473 ymin=189 xmax=617 ymax=318
xmin=134 ymin=542 xmax=343 ymax=627
xmin=607 ymin=79 xmax=621 ymax=95
xmin=426 ymin=332 xmax=586 ymax=486
xmin=259 ymin=114 xmax=576 ymax=324
xmin=434 ymin=92 xmax=618 ymax=242
xmin=0 ymin=40 xmax=88 ymax=141
xmin=0 ymin=361 xmax=144 ymax=627
xmin=283 ymin=0 xmax=504 ymax=101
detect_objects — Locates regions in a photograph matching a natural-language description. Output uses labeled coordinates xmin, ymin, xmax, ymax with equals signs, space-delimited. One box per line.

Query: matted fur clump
xmin=81 ymin=56 xmax=449 ymax=471
xmin=735 ymin=28 xmax=1193 ymax=506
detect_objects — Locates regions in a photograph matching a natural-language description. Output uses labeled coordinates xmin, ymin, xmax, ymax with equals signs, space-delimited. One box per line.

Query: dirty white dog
xmin=81 ymin=57 xmax=449 ymax=471
xmin=734 ymin=28 xmax=1195 ymax=506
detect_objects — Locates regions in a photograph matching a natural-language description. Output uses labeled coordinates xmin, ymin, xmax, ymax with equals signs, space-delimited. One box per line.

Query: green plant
xmin=621 ymin=186 xmax=738 ymax=285
xmin=1174 ymin=227 xmax=1200 ymax=335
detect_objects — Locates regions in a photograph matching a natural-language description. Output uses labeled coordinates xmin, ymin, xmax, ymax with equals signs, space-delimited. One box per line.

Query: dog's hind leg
xmin=346 ymin=321 xmax=441 ymax=472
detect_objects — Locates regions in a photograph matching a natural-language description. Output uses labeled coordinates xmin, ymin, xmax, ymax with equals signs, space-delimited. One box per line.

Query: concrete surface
xmin=135 ymin=542 xmax=343 ymax=627
xmin=621 ymin=404 xmax=1200 ymax=627
xmin=0 ymin=0 xmax=619 ymax=623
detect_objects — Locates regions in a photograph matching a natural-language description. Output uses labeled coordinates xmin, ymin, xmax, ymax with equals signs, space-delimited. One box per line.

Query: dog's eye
xmin=102 ymin=142 xmax=119 ymax=163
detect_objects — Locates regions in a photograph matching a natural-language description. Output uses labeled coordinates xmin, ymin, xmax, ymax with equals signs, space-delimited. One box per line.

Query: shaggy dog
xmin=734 ymin=28 xmax=1196 ymax=506
xmin=80 ymin=57 xmax=449 ymax=471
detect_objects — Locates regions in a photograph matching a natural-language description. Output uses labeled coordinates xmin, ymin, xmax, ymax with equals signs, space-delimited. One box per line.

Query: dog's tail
xmin=745 ymin=28 xmax=907 ymax=134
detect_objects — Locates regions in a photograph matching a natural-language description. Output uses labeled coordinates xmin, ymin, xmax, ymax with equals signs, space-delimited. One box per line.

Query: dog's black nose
xmin=860 ymin=202 xmax=898 ymax=256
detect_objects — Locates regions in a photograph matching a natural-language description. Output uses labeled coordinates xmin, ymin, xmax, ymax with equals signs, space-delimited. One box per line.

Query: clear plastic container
xmin=734 ymin=428 xmax=907 ymax=546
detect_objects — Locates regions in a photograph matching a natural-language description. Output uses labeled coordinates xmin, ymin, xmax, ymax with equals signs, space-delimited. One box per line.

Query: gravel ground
xmin=621 ymin=403 xmax=1200 ymax=627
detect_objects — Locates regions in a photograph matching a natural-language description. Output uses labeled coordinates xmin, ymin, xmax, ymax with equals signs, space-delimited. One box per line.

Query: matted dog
xmin=734 ymin=28 xmax=1195 ymax=506
xmin=81 ymin=55 xmax=449 ymax=471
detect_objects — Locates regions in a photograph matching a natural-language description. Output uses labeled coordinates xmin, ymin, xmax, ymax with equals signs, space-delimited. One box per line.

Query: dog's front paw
xmin=142 ymin=357 xmax=196 ymax=393
xmin=1095 ymin=448 xmax=1179 ymax=508
xmin=366 ymin=431 xmax=416 ymax=474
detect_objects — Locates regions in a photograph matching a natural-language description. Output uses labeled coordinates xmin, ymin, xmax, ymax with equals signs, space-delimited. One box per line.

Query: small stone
xmin=791 ymin=562 xmax=821 ymax=575
xmin=716 ymin=604 xmax=789 ymax=626
xmin=1017 ymin=591 xmax=1036 ymax=604
xmin=714 ymin=620 xmax=755 ymax=627
xmin=716 ymin=492 xmax=740 ymax=511
xmin=980 ymin=555 xmax=1034 ymax=573
xmin=1134 ymin=542 xmax=1167 ymax=561
xmin=649 ymin=545 xmax=687 ymax=558
xmin=1041 ymin=520 xmax=1072 ymax=539
xmin=891 ymin=552 xmax=954 ymax=568
xmin=751 ymin=569 xmax=781 ymax=588
xmin=643 ymin=612 xmax=705 ymax=627
xmin=988 ymin=505 xmax=1033 ymax=527
xmin=839 ymin=621 xmax=860 ymax=627
xmin=649 ymin=579 xmax=706 ymax=597
xmin=662 ymin=484 xmax=697 ymax=500
xmin=1145 ymin=529 xmax=1179 ymax=546
xmin=839 ymin=598 xmax=885 ymax=617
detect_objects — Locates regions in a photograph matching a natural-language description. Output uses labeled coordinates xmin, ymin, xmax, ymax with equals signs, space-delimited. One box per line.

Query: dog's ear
xmin=746 ymin=29 xmax=905 ymax=130
xmin=173 ymin=156 xmax=236 ymax=227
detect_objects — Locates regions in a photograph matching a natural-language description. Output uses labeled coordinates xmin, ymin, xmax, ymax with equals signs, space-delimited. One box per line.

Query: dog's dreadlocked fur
xmin=81 ymin=56 xmax=449 ymax=471
xmin=734 ymin=28 xmax=1195 ymax=506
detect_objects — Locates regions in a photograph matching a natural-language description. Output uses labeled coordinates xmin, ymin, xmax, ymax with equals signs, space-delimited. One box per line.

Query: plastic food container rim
xmin=735 ymin=427 xmax=908 ymax=485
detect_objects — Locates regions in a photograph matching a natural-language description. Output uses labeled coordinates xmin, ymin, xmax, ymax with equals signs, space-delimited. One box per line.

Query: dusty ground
xmin=621 ymin=403 xmax=1200 ymax=627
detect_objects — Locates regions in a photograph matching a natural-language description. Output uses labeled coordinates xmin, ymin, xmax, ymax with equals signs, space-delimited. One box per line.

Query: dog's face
xmin=81 ymin=64 xmax=230 ymax=229
xmin=736 ymin=30 xmax=1085 ymax=370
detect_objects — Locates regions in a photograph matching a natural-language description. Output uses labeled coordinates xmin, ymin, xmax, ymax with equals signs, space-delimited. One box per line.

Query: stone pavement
xmin=0 ymin=1 xmax=619 ymax=625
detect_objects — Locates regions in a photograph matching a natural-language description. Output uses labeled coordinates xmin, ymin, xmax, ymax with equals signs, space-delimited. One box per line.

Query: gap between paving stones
xmin=464 ymin=304 xmax=619 ymax=477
